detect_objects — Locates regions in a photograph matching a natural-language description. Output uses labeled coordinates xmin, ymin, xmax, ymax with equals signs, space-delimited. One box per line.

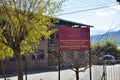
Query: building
xmin=0 ymin=18 xmax=93 ymax=74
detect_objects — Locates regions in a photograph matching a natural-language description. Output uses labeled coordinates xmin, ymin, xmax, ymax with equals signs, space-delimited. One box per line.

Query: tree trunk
xmin=75 ymin=68 xmax=79 ymax=80
xmin=14 ymin=46 xmax=23 ymax=80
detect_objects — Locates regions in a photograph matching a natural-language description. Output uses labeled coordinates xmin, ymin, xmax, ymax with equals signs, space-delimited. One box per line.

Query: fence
xmin=0 ymin=60 xmax=120 ymax=80
xmin=93 ymin=60 xmax=120 ymax=80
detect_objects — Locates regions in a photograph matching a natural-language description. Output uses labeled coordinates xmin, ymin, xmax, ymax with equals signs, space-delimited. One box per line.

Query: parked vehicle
xmin=97 ymin=55 xmax=116 ymax=65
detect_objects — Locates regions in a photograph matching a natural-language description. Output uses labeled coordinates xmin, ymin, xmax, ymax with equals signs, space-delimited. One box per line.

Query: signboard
xmin=58 ymin=27 xmax=90 ymax=50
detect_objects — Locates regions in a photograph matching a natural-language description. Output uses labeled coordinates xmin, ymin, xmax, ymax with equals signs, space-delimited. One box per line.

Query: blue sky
xmin=57 ymin=0 xmax=120 ymax=34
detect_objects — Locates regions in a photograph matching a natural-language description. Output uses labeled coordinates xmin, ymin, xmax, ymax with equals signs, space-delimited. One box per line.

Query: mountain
xmin=91 ymin=30 xmax=120 ymax=46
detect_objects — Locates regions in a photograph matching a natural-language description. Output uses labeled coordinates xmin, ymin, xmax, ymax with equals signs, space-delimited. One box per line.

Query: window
xmin=32 ymin=54 xmax=37 ymax=60
xmin=10 ymin=56 xmax=16 ymax=61
xmin=37 ymin=49 xmax=44 ymax=59
xmin=10 ymin=55 xmax=26 ymax=61
xmin=41 ymin=36 xmax=45 ymax=41
xmin=22 ymin=55 xmax=25 ymax=61
xmin=32 ymin=49 xmax=45 ymax=60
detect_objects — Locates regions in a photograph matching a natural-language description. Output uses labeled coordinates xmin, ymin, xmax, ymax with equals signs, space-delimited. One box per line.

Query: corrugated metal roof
xmin=57 ymin=18 xmax=93 ymax=27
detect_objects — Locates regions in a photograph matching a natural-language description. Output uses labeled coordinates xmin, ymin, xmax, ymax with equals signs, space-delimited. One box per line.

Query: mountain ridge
xmin=91 ymin=30 xmax=120 ymax=46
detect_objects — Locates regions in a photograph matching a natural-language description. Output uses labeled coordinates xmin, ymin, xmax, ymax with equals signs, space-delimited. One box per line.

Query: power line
xmin=92 ymin=21 xmax=120 ymax=42
xmin=58 ymin=4 xmax=119 ymax=16
xmin=78 ymin=0 xmax=103 ymax=7
xmin=62 ymin=3 xmax=114 ymax=10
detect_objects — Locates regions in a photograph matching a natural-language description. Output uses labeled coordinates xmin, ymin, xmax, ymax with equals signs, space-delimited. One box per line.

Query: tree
xmin=117 ymin=0 xmax=120 ymax=4
xmin=62 ymin=51 xmax=89 ymax=80
xmin=91 ymin=39 xmax=118 ymax=64
xmin=0 ymin=0 xmax=65 ymax=80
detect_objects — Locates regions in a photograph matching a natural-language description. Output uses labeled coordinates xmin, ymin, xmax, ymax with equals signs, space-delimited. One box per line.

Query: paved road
xmin=0 ymin=69 xmax=76 ymax=80
xmin=0 ymin=65 xmax=120 ymax=80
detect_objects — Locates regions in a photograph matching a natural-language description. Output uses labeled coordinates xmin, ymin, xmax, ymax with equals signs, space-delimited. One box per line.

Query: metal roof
xmin=56 ymin=18 xmax=94 ymax=28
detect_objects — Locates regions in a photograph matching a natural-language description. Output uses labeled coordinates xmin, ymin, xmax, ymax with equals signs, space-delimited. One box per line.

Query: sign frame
xmin=58 ymin=27 xmax=90 ymax=50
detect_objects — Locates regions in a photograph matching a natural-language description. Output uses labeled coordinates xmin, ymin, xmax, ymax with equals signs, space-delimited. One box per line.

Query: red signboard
xmin=58 ymin=27 xmax=90 ymax=50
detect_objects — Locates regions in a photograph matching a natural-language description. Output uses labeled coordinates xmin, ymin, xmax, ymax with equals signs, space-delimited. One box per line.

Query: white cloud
xmin=109 ymin=10 xmax=117 ymax=14
xmin=96 ymin=10 xmax=117 ymax=16
xmin=110 ymin=5 xmax=120 ymax=10
xmin=95 ymin=4 xmax=120 ymax=16
xmin=96 ymin=11 xmax=110 ymax=16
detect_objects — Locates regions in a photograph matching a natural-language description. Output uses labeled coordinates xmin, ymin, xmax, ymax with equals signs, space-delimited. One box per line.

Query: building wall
xmin=0 ymin=40 xmax=48 ymax=74
xmin=0 ymin=22 xmax=92 ymax=74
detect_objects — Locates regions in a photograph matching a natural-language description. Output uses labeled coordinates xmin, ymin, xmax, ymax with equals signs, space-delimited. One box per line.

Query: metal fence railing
xmin=101 ymin=60 xmax=120 ymax=80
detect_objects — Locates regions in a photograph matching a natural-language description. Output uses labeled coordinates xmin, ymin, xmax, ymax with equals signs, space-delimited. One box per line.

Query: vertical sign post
xmin=25 ymin=56 xmax=27 ymax=80
xmin=89 ymin=49 xmax=92 ymax=80
xmin=58 ymin=50 xmax=60 ymax=80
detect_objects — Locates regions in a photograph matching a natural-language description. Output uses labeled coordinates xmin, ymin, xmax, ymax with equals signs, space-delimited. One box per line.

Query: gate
xmin=101 ymin=60 xmax=120 ymax=80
